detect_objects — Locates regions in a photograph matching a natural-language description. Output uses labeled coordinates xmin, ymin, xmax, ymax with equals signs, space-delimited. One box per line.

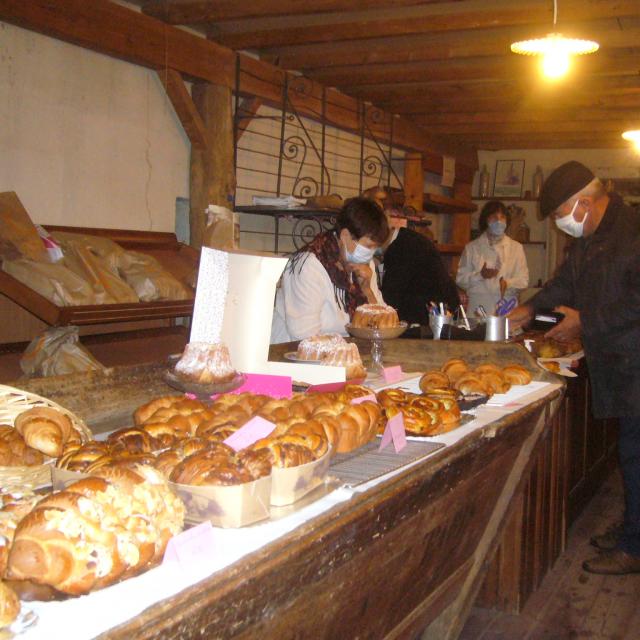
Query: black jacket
xmin=531 ymin=193 xmax=640 ymax=418
xmin=381 ymin=228 xmax=460 ymax=325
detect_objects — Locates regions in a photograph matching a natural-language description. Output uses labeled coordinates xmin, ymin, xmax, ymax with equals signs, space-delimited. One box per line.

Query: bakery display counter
xmin=4 ymin=339 xmax=568 ymax=640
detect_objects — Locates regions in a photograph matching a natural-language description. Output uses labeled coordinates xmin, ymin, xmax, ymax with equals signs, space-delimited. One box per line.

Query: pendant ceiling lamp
xmin=622 ymin=130 xmax=640 ymax=152
xmin=510 ymin=0 xmax=599 ymax=79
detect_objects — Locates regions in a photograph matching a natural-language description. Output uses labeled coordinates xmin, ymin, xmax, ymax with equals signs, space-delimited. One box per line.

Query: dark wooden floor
xmin=459 ymin=471 xmax=640 ymax=639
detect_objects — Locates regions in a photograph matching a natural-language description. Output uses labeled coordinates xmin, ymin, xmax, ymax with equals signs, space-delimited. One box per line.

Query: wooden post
xmin=189 ymin=81 xmax=236 ymax=251
xmin=403 ymin=151 xmax=424 ymax=213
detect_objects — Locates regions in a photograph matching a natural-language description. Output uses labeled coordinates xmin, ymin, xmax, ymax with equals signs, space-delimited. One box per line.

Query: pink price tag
xmin=184 ymin=392 xmax=197 ymax=400
xmin=163 ymin=521 xmax=216 ymax=566
xmin=382 ymin=365 xmax=403 ymax=383
xmin=232 ymin=373 xmax=292 ymax=398
xmin=378 ymin=412 xmax=407 ymax=453
xmin=307 ymin=381 xmax=347 ymax=393
xmin=351 ymin=394 xmax=377 ymax=405
xmin=223 ymin=416 xmax=276 ymax=451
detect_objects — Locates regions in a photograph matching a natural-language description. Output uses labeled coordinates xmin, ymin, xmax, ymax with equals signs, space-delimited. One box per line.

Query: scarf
xmin=287 ymin=230 xmax=368 ymax=318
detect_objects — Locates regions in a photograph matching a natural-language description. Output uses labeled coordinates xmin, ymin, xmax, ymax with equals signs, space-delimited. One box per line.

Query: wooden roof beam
xmin=211 ymin=0 xmax=640 ymax=50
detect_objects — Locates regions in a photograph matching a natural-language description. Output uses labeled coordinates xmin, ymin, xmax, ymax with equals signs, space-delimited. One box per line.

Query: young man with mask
xmin=456 ymin=200 xmax=529 ymax=316
xmin=270 ymin=197 xmax=388 ymax=343
xmin=508 ymin=160 xmax=640 ymax=575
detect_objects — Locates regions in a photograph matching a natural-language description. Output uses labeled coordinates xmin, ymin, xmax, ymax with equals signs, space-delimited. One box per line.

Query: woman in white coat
xmin=456 ymin=200 xmax=529 ymax=316
xmin=270 ymin=197 xmax=389 ymax=343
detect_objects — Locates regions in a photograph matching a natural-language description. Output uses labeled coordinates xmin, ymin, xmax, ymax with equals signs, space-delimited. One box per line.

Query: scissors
xmin=495 ymin=297 xmax=517 ymax=316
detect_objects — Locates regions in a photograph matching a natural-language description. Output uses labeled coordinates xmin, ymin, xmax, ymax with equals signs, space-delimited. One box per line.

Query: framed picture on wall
xmin=493 ymin=160 xmax=525 ymax=197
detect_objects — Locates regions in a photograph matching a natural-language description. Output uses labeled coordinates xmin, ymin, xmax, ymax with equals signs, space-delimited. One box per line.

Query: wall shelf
xmin=473 ymin=197 xmax=539 ymax=203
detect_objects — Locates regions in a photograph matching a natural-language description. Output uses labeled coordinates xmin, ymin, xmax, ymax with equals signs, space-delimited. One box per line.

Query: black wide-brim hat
xmin=539 ymin=161 xmax=595 ymax=218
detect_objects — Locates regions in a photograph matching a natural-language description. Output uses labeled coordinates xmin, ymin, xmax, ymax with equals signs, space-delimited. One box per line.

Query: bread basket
xmin=0 ymin=383 xmax=92 ymax=488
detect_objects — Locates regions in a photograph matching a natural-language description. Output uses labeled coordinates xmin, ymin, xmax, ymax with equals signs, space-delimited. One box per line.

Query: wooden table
xmin=15 ymin=339 xmax=563 ymax=639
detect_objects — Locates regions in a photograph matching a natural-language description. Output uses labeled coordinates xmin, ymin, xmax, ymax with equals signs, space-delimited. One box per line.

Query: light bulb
xmin=541 ymin=48 xmax=570 ymax=78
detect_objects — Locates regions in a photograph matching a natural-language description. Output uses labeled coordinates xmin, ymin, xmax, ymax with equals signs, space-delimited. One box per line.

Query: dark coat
xmin=381 ymin=227 xmax=460 ymax=325
xmin=530 ymin=193 xmax=640 ymax=418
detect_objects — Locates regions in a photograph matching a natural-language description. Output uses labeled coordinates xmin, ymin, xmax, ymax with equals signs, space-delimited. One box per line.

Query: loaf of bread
xmin=0 ymin=580 xmax=20 ymax=629
xmin=7 ymin=466 xmax=184 ymax=595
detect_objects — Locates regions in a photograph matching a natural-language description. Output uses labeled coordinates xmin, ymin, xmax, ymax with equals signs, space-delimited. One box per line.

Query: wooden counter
xmin=13 ymin=340 xmax=563 ymax=640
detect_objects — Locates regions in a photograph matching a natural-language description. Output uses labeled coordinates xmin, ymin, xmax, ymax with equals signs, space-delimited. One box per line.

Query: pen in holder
xmin=429 ymin=314 xmax=453 ymax=340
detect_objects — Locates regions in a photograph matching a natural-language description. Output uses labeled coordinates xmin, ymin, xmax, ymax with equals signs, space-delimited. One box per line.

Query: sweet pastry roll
xmin=252 ymin=441 xmax=315 ymax=468
xmin=419 ymin=371 xmax=450 ymax=393
xmin=86 ymin=453 xmax=157 ymax=473
xmin=338 ymin=384 xmax=376 ymax=403
xmin=133 ymin=396 xmax=189 ymax=425
xmin=168 ymin=443 xmax=237 ymax=485
xmin=14 ymin=407 xmax=73 ymax=458
xmin=56 ymin=441 xmax=111 ymax=472
xmin=428 ymin=395 xmax=461 ymax=418
xmin=409 ymin=396 xmax=442 ymax=412
xmin=283 ymin=425 xmax=328 ymax=458
xmin=385 ymin=405 xmax=435 ymax=436
xmin=376 ymin=388 xmax=409 ymax=408
xmin=502 ymin=364 xmax=532 ymax=385
xmin=440 ymin=358 xmax=469 ymax=383
xmin=142 ymin=423 xmax=187 ymax=448
xmin=236 ymin=448 xmax=272 ymax=480
xmin=107 ymin=427 xmax=160 ymax=455
xmin=0 ymin=580 xmax=20 ymax=628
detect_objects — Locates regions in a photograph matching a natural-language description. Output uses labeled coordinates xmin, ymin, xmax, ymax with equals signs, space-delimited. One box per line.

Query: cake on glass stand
xmin=345 ymin=322 xmax=408 ymax=376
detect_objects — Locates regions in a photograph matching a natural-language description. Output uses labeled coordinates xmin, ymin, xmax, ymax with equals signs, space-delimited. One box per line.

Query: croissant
xmin=419 ymin=371 xmax=450 ymax=393
xmin=502 ymin=364 xmax=532 ymax=385
xmin=454 ymin=374 xmax=491 ymax=397
xmin=0 ymin=428 xmax=44 ymax=466
xmin=14 ymin=407 xmax=73 ymax=458
xmin=440 ymin=358 xmax=469 ymax=383
xmin=476 ymin=370 xmax=511 ymax=395
xmin=0 ymin=580 xmax=20 ymax=628
xmin=474 ymin=363 xmax=503 ymax=376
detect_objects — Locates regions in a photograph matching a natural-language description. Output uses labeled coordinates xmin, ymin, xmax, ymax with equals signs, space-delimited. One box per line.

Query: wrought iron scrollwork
xmin=291 ymin=215 xmax=337 ymax=249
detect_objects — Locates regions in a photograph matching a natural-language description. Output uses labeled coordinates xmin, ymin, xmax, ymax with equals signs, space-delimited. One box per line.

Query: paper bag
xmin=20 ymin=326 xmax=106 ymax=377
xmin=203 ymin=205 xmax=239 ymax=251
xmin=0 ymin=192 xmax=50 ymax=263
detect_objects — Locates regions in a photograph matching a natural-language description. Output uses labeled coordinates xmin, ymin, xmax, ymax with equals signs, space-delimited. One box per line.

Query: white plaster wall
xmin=0 ymin=21 xmax=190 ymax=231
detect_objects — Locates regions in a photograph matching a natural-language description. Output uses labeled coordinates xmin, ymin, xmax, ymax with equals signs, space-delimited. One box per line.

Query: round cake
xmin=322 ymin=343 xmax=366 ymax=380
xmin=351 ymin=303 xmax=399 ymax=329
xmin=174 ymin=342 xmax=237 ymax=384
xmin=297 ymin=333 xmax=346 ymax=361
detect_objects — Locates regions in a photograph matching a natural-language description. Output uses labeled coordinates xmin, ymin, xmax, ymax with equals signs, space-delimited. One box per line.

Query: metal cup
xmin=484 ymin=315 xmax=509 ymax=341
xmin=429 ymin=315 xmax=452 ymax=340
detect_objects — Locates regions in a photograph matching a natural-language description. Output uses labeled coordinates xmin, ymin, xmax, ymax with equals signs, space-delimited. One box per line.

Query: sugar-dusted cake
xmin=297 ymin=333 xmax=347 ymax=361
xmin=351 ymin=303 xmax=399 ymax=329
xmin=322 ymin=343 xmax=366 ymax=380
xmin=174 ymin=342 xmax=237 ymax=384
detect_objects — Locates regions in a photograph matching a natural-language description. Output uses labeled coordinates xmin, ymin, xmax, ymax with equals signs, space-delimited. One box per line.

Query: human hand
xmin=481 ymin=262 xmax=499 ymax=279
xmin=545 ymin=306 xmax=581 ymax=342
xmin=347 ymin=263 xmax=373 ymax=290
xmin=507 ymin=303 xmax=534 ymax=330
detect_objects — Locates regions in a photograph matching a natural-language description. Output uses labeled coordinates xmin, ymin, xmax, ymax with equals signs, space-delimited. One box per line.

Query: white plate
xmin=284 ymin=352 xmax=324 ymax=364
xmin=537 ymin=358 xmax=578 ymax=377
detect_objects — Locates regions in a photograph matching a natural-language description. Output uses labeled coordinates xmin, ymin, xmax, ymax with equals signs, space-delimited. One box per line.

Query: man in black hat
xmin=509 ymin=160 xmax=640 ymax=575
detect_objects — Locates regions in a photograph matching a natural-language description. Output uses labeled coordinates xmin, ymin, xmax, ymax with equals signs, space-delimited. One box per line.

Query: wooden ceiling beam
xmin=268 ymin=18 xmax=640 ymax=70
xmin=451 ymin=133 xmax=634 ymax=150
xmin=140 ymin=0 xmax=451 ymax=24
xmin=210 ymin=0 xmax=640 ymax=50
xmin=420 ymin=119 xmax=640 ymax=136
xmin=411 ymin=108 xmax=640 ymax=127
xmin=0 ymin=0 xmax=478 ymax=174
xmin=307 ymin=50 xmax=640 ymax=87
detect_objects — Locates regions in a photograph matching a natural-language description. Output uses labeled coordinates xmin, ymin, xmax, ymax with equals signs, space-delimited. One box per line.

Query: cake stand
xmin=345 ymin=322 xmax=408 ymax=375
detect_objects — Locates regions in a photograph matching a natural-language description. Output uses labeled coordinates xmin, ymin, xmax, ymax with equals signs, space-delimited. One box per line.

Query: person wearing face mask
xmin=455 ymin=200 xmax=529 ymax=316
xmin=270 ymin=197 xmax=388 ymax=343
xmin=508 ymin=160 xmax=640 ymax=575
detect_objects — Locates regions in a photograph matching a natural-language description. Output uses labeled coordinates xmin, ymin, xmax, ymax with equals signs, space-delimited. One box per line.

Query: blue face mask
xmin=488 ymin=220 xmax=506 ymax=236
xmin=346 ymin=242 xmax=376 ymax=264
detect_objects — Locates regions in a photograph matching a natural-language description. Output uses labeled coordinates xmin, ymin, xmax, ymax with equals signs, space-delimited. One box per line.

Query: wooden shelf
xmin=473 ymin=197 xmax=539 ymax=203
xmin=423 ymin=193 xmax=477 ymax=214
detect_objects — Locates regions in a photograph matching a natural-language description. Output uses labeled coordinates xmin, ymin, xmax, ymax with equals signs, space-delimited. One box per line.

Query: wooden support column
xmin=403 ymin=152 xmax=424 ymax=213
xmin=189 ymin=81 xmax=236 ymax=251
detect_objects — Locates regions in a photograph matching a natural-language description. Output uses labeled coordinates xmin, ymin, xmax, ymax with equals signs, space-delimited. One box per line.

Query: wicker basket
xmin=0 ymin=383 xmax=92 ymax=488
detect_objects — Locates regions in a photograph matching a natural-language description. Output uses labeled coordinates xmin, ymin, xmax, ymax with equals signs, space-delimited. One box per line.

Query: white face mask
xmin=346 ymin=241 xmax=376 ymax=264
xmin=488 ymin=220 xmax=506 ymax=237
xmin=555 ymin=199 xmax=589 ymax=238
